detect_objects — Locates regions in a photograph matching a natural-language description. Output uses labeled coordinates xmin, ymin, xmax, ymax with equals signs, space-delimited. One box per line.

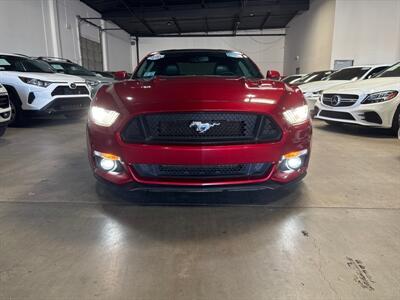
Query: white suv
xmin=315 ymin=62 xmax=400 ymax=134
xmin=299 ymin=65 xmax=389 ymax=112
xmin=0 ymin=83 xmax=11 ymax=136
xmin=0 ymin=53 xmax=91 ymax=125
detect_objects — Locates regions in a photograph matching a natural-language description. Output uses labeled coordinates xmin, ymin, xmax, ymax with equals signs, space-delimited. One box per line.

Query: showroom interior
xmin=0 ymin=0 xmax=399 ymax=299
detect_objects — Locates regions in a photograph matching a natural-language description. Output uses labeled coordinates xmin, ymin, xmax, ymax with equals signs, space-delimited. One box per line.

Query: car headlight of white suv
xmin=362 ymin=90 xmax=398 ymax=104
xmin=19 ymin=77 xmax=52 ymax=88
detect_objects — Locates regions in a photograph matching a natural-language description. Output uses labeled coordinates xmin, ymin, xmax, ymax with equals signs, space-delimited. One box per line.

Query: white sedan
xmin=299 ymin=65 xmax=389 ymax=112
xmin=315 ymin=62 xmax=400 ymax=134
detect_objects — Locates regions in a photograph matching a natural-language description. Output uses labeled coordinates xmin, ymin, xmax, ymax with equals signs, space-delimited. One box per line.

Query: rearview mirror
xmin=114 ymin=70 xmax=129 ymax=81
xmin=266 ymin=70 xmax=281 ymax=80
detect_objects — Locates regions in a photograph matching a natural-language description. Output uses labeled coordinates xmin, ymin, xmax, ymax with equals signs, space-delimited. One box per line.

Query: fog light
xmin=279 ymin=149 xmax=308 ymax=172
xmin=100 ymin=158 xmax=117 ymax=171
xmin=1 ymin=111 xmax=10 ymax=119
xmin=94 ymin=151 xmax=122 ymax=173
xmin=286 ymin=156 xmax=302 ymax=170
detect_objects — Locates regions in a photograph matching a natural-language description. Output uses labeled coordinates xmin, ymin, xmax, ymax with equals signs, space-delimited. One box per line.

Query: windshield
xmin=377 ymin=62 xmax=400 ymax=78
xmin=282 ymin=75 xmax=302 ymax=83
xmin=327 ymin=67 xmax=370 ymax=81
xmin=49 ymin=62 xmax=96 ymax=76
xmin=295 ymin=71 xmax=332 ymax=84
xmin=0 ymin=55 xmax=55 ymax=73
xmin=134 ymin=51 xmax=263 ymax=79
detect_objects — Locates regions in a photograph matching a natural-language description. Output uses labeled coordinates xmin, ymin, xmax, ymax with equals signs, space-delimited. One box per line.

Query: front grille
xmin=133 ymin=163 xmax=272 ymax=180
xmin=51 ymin=85 xmax=89 ymax=96
xmin=318 ymin=110 xmax=355 ymax=120
xmin=43 ymin=97 xmax=91 ymax=112
xmin=0 ymin=94 xmax=9 ymax=109
xmin=121 ymin=112 xmax=282 ymax=144
xmin=322 ymin=94 xmax=359 ymax=107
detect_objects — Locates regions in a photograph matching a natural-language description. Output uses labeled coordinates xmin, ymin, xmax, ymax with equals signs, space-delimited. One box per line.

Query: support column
xmin=101 ymin=20 xmax=108 ymax=71
xmin=48 ymin=0 xmax=62 ymax=57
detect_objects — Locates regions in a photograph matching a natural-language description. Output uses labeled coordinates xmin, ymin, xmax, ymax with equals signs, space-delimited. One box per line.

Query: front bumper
xmin=19 ymin=83 xmax=90 ymax=112
xmin=87 ymin=119 xmax=312 ymax=191
xmin=95 ymin=172 xmax=306 ymax=192
xmin=315 ymin=97 xmax=400 ymax=128
xmin=24 ymin=96 xmax=91 ymax=117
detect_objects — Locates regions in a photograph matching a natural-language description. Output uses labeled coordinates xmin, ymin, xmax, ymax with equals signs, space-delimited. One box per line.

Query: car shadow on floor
xmin=97 ymin=182 xmax=306 ymax=243
xmin=9 ymin=116 xmax=87 ymax=128
xmin=95 ymin=180 xmax=306 ymax=207
xmin=313 ymin=120 xmax=395 ymax=139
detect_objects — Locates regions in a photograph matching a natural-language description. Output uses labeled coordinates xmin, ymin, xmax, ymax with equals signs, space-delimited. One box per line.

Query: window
xmin=49 ymin=62 xmax=95 ymax=76
xmin=376 ymin=63 xmax=400 ymax=78
xmin=0 ymin=55 xmax=54 ymax=73
xmin=134 ymin=51 xmax=263 ymax=79
xmin=327 ymin=67 xmax=370 ymax=81
xmin=366 ymin=66 xmax=388 ymax=79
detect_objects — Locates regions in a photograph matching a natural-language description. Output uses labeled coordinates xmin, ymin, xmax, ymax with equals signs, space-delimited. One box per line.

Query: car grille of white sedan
xmin=322 ymin=94 xmax=359 ymax=107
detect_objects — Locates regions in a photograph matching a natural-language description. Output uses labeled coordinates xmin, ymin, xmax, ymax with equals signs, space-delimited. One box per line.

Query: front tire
xmin=391 ymin=105 xmax=400 ymax=136
xmin=7 ymin=89 xmax=27 ymax=126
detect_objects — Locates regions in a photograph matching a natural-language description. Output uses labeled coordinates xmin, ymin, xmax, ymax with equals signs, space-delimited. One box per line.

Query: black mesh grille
xmin=322 ymin=94 xmax=359 ymax=107
xmin=121 ymin=112 xmax=281 ymax=144
xmin=51 ymin=86 xmax=89 ymax=96
xmin=0 ymin=94 xmax=9 ymax=109
xmin=133 ymin=163 xmax=272 ymax=179
xmin=43 ymin=97 xmax=91 ymax=112
xmin=319 ymin=110 xmax=355 ymax=120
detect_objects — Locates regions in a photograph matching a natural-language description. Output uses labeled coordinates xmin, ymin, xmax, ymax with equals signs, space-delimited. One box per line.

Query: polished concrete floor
xmin=0 ymin=118 xmax=399 ymax=300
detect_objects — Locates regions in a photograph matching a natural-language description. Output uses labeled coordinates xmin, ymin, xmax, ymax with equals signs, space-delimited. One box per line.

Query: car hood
xmin=78 ymin=75 xmax=115 ymax=84
xmin=298 ymin=80 xmax=350 ymax=94
xmin=10 ymin=72 xmax=86 ymax=83
xmin=323 ymin=77 xmax=400 ymax=94
xmin=107 ymin=77 xmax=292 ymax=113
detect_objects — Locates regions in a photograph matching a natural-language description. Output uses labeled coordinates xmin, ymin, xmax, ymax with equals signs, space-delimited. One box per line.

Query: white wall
xmin=0 ymin=0 xmax=133 ymax=71
xmin=103 ymin=21 xmax=133 ymax=71
xmin=330 ymin=0 xmax=400 ymax=67
xmin=0 ymin=0 xmax=54 ymax=56
xmin=132 ymin=29 xmax=286 ymax=74
xmin=283 ymin=0 xmax=336 ymax=75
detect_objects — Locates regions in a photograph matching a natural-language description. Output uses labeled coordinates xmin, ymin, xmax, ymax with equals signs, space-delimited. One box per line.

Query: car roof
xmin=0 ymin=53 xmax=31 ymax=58
xmin=340 ymin=64 xmax=390 ymax=69
xmin=155 ymin=49 xmax=241 ymax=55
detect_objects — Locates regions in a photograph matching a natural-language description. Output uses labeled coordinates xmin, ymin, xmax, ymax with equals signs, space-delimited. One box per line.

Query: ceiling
xmin=80 ymin=0 xmax=310 ymax=36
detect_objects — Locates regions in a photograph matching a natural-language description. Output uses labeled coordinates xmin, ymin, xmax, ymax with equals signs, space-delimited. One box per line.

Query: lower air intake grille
xmin=319 ymin=110 xmax=355 ymax=120
xmin=121 ymin=112 xmax=282 ymax=144
xmin=133 ymin=163 xmax=272 ymax=179
xmin=43 ymin=97 xmax=91 ymax=112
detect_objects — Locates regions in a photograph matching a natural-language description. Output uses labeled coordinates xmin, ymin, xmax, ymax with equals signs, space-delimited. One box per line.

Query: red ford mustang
xmin=87 ymin=49 xmax=312 ymax=192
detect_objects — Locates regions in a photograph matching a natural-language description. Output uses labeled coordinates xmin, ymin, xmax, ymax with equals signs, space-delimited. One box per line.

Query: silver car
xmin=38 ymin=57 xmax=115 ymax=97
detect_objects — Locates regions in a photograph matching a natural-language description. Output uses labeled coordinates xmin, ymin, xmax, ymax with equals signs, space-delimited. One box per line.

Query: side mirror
xmin=266 ymin=70 xmax=281 ymax=80
xmin=114 ymin=70 xmax=129 ymax=81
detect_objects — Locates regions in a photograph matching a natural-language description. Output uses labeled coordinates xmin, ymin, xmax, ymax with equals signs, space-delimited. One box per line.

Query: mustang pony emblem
xmin=189 ymin=121 xmax=221 ymax=133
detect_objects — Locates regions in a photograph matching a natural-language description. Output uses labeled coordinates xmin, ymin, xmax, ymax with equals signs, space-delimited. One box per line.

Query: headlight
xmin=283 ymin=105 xmax=309 ymax=125
xmin=90 ymin=106 xmax=119 ymax=127
xmin=19 ymin=77 xmax=52 ymax=88
xmin=0 ymin=85 xmax=7 ymax=94
xmin=86 ymin=80 xmax=100 ymax=87
xmin=362 ymin=90 xmax=398 ymax=104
